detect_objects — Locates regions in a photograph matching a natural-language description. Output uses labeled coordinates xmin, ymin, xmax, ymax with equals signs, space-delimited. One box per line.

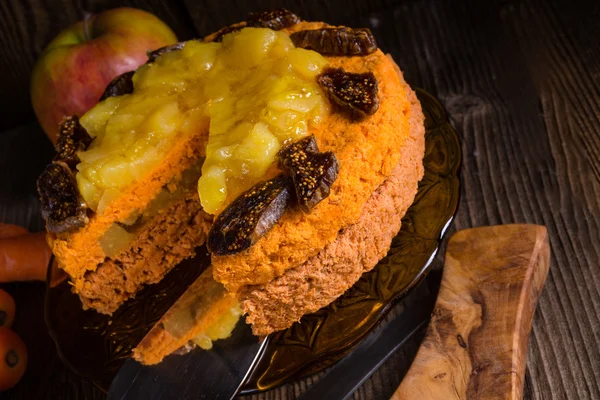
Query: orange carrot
xmin=0 ymin=232 xmax=51 ymax=283
xmin=0 ymin=224 xmax=29 ymax=239
xmin=0 ymin=327 xmax=27 ymax=390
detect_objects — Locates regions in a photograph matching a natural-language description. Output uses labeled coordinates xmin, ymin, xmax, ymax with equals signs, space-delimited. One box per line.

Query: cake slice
xmin=40 ymin=115 xmax=211 ymax=314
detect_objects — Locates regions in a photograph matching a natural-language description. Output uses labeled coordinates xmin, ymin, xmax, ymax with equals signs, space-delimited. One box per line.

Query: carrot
xmin=0 ymin=290 xmax=15 ymax=328
xmin=0 ymin=224 xmax=29 ymax=239
xmin=0 ymin=232 xmax=51 ymax=283
xmin=0 ymin=327 xmax=27 ymax=390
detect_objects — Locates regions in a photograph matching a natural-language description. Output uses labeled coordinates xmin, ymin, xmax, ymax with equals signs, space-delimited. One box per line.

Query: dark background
xmin=1 ymin=0 xmax=600 ymax=399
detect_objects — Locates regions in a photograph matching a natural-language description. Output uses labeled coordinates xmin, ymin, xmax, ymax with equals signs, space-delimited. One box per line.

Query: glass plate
xmin=45 ymin=89 xmax=461 ymax=393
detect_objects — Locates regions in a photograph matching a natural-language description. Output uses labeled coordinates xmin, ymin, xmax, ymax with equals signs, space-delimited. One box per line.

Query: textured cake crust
xmin=212 ymin=21 xmax=415 ymax=292
xmin=240 ymin=76 xmax=425 ymax=336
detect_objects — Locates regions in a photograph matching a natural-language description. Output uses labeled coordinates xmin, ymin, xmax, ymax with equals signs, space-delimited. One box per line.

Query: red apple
xmin=30 ymin=7 xmax=178 ymax=143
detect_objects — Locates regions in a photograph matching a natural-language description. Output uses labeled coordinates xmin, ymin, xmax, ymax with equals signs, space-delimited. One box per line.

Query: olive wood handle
xmin=392 ymin=224 xmax=550 ymax=400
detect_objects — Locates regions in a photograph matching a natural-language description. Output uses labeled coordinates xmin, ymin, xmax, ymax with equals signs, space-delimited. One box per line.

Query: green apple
xmin=31 ymin=7 xmax=178 ymax=143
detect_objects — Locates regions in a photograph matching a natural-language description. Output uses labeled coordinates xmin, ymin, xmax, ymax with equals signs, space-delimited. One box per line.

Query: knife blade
xmin=297 ymin=270 xmax=440 ymax=400
xmin=108 ymin=320 xmax=268 ymax=400
xmin=109 ymin=268 xmax=438 ymax=400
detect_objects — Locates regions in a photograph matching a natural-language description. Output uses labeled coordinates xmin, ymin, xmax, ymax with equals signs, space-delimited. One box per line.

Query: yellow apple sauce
xmin=75 ymin=28 xmax=329 ymax=214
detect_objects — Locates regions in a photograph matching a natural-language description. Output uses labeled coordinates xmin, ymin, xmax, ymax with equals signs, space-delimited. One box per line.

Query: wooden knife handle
xmin=391 ymin=224 xmax=550 ymax=400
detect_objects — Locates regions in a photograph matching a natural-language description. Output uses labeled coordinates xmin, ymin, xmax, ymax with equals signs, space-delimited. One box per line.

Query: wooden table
xmin=1 ymin=1 xmax=598 ymax=399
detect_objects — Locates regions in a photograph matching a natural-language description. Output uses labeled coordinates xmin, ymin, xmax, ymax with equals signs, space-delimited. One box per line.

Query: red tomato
xmin=0 ymin=327 xmax=27 ymax=391
xmin=0 ymin=291 xmax=15 ymax=329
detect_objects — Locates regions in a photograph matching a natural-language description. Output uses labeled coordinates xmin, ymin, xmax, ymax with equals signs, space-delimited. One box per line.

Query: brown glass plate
xmin=45 ymin=89 xmax=461 ymax=394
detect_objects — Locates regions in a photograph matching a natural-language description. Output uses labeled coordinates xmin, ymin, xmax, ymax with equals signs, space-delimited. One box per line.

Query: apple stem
xmin=83 ymin=12 xmax=93 ymax=41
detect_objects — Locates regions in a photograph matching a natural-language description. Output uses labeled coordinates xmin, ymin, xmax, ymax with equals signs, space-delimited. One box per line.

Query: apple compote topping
xmin=197 ymin=28 xmax=328 ymax=214
xmin=147 ymin=42 xmax=186 ymax=63
xmin=75 ymin=27 xmax=328 ymax=214
xmin=192 ymin=303 xmax=242 ymax=350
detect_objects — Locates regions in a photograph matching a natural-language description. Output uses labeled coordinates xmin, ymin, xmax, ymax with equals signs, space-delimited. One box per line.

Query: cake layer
xmin=240 ymin=80 xmax=425 ymax=335
xmin=212 ymin=22 xmax=415 ymax=292
xmin=76 ymin=192 xmax=212 ymax=314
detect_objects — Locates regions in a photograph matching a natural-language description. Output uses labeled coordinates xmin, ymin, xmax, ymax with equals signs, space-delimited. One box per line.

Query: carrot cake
xmin=38 ymin=9 xmax=425 ymax=358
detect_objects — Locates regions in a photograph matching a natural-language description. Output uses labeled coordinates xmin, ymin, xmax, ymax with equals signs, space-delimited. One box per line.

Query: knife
xmin=296 ymin=270 xmax=440 ymax=400
xmin=108 ymin=268 xmax=438 ymax=400
xmin=108 ymin=321 xmax=268 ymax=400
xmin=107 ymin=272 xmax=437 ymax=400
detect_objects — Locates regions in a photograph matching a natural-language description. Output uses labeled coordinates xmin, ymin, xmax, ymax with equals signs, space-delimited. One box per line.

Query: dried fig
xmin=246 ymin=9 xmax=301 ymax=30
xmin=208 ymin=176 xmax=291 ymax=255
xmin=54 ymin=116 xmax=92 ymax=167
xmin=290 ymin=27 xmax=377 ymax=56
xmin=278 ymin=135 xmax=339 ymax=212
xmin=99 ymin=71 xmax=134 ymax=101
xmin=37 ymin=162 xmax=88 ymax=234
xmin=317 ymin=67 xmax=379 ymax=119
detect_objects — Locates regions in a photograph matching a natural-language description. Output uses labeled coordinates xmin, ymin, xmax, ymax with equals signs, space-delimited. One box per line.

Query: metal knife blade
xmin=108 ymin=320 xmax=268 ymax=400
xmin=297 ymin=270 xmax=440 ymax=400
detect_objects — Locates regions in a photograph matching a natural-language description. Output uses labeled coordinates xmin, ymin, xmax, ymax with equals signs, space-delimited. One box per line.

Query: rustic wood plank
xmin=0 ymin=0 xmax=198 ymax=133
xmin=500 ymin=2 xmax=600 ymax=399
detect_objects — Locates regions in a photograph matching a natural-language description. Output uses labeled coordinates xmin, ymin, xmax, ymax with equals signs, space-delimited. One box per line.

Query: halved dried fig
xmin=317 ymin=67 xmax=379 ymax=119
xmin=207 ymin=176 xmax=291 ymax=255
xmin=278 ymin=135 xmax=339 ymax=212
xmin=290 ymin=27 xmax=377 ymax=56
xmin=147 ymin=42 xmax=186 ymax=63
xmin=246 ymin=9 xmax=301 ymax=30
xmin=54 ymin=116 xmax=92 ymax=167
xmin=99 ymin=71 xmax=135 ymax=101
xmin=209 ymin=9 xmax=300 ymax=43
xmin=209 ymin=24 xmax=247 ymax=43
xmin=37 ymin=162 xmax=89 ymax=234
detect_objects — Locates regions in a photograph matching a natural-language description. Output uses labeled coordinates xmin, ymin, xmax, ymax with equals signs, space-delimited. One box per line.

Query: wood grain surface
xmin=392 ymin=225 xmax=550 ymax=400
xmin=0 ymin=0 xmax=599 ymax=399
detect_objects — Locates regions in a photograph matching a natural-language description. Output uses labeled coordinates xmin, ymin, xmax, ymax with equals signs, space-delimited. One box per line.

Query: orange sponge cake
xmin=38 ymin=10 xmax=426 ymax=359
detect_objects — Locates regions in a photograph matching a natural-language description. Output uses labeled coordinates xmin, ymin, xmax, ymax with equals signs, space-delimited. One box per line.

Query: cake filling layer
xmin=74 ymin=158 xmax=211 ymax=314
